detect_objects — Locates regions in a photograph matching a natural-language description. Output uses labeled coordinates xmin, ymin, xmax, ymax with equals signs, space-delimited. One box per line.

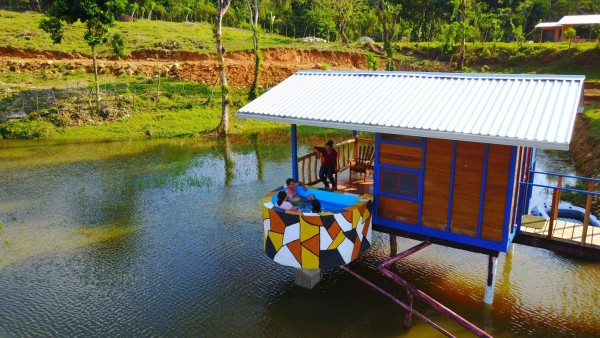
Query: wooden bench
xmin=349 ymin=143 xmax=375 ymax=182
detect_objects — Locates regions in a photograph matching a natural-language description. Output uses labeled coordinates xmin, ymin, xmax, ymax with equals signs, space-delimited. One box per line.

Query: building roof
xmin=237 ymin=71 xmax=585 ymax=150
xmin=535 ymin=22 xmax=562 ymax=28
xmin=558 ymin=14 xmax=600 ymax=25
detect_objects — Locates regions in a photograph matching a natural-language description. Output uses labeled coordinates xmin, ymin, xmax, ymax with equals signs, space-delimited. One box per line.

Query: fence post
xmin=580 ymin=181 xmax=594 ymax=246
xmin=547 ymin=176 xmax=562 ymax=239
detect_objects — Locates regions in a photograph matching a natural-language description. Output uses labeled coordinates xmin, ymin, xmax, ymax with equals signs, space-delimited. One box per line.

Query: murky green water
xmin=0 ymin=138 xmax=599 ymax=337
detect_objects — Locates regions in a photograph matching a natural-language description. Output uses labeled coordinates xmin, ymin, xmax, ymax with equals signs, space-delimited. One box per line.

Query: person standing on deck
xmin=314 ymin=140 xmax=338 ymax=191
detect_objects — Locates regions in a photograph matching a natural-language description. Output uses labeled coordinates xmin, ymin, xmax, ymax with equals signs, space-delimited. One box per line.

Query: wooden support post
xmin=581 ymin=181 xmax=594 ymax=247
xmin=484 ymin=255 xmax=497 ymax=304
xmin=404 ymin=290 xmax=414 ymax=328
xmin=307 ymin=156 xmax=312 ymax=183
xmin=547 ymin=176 xmax=562 ymax=239
xmin=301 ymin=159 xmax=306 ymax=183
xmin=390 ymin=234 xmax=397 ymax=256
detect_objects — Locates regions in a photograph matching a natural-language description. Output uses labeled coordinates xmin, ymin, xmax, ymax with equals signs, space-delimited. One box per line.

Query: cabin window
xmin=379 ymin=168 xmax=419 ymax=199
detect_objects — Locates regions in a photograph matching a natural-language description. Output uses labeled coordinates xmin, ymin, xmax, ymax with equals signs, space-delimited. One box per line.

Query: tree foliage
xmin=39 ymin=0 xmax=126 ymax=113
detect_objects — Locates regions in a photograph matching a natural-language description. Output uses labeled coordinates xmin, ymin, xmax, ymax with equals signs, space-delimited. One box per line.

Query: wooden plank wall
xmin=379 ymin=143 xmax=422 ymax=169
xmin=480 ymin=145 xmax=512 ymax=241
xmin=377 ymin=136 xmax=516 ymax=245
xmin=422 ymin=139 xmax=453 ymax=230
xmin=378 ymin=195 xmax=420 ymax=225
xmin=450 ymin=142 xmax=486 ymax=237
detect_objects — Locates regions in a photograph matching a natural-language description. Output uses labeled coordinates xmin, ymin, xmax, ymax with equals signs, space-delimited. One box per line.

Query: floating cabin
xmin=237 ymin=70 xmax=585 ymax=298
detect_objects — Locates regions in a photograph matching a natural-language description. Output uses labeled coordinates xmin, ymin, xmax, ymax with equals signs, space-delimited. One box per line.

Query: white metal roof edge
xmin=558 ymin=15 xmax=600 ymax=25
xmin=236 ymin=113 xmax=570 ymax=151
xmin=535 ymin=22 xmax=562 ymax=28
xmin=295 ymin=70 xmax=586 ymax=81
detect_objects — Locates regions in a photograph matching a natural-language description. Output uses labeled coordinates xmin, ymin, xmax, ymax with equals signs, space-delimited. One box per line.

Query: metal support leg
xmin=484 ymin=255 xmax=497 ymax=304
xmin=404 ymin=290 xmax=414 ymax=328
xmin=390 ymin=235 xmax=397 ymax=256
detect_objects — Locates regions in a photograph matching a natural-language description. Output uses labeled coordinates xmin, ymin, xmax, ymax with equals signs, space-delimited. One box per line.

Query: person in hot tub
xmin=276 ymin=191 xmax=297 ymax=211
xmin=285 ymin=178 xmax=315 ymax=203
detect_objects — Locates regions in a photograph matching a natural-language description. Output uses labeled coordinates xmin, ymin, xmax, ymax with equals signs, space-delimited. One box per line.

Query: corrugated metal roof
xmin=535 ymin=22 xmax=562 ymax=28
xmin=558 ymin=15 xmax=600 ymax=25
xmin=237 ymin=71 xmax=585 ymax=150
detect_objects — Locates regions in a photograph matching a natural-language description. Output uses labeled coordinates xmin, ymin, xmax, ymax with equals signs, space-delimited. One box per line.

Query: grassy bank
xmin=0 ymin=9 xmax=349 ymax=57
xmin=584 ymin=106 xmax=600 ymax=142
xmin=0 ymin=76 xmax=351 ymax=140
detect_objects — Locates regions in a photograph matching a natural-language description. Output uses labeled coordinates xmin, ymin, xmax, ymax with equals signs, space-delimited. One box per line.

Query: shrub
xmin=365 ymin=53 xmax=378 ymax=70
xmin=0 ymin=120 xmax=55 ymax=139
xmin=111 ymin=33 xmax=126 ymax=60
xmin=440 ymin=23 xmax=459 ymax=58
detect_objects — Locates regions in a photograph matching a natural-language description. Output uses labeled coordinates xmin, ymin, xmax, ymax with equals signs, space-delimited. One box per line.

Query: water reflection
xmin=251 ymin=133 xmax=264 ymax=181
xmin=0 ymin=138 xmax=598 ymax=337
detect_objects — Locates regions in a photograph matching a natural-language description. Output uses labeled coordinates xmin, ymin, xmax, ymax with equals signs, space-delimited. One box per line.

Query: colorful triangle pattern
xmin=262 ymin=194 xmax=373 ymax=269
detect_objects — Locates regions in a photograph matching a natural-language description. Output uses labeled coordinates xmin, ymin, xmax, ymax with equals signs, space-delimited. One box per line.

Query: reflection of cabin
xmin=237 ymin=70 xmax=585 ymax=302
xmin=536 ymin=14 xmax=600 ymax=42
xmin=238 ymin=70 xmax=584 ymax=255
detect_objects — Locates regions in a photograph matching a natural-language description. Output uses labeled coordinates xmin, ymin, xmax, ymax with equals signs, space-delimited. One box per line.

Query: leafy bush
xmin=440 ymin=23 xmax=459 ymax=58
xmin=0 ymin=120 xmax=55 ymax=139
xmin=111 ymin=33 xmax=126 ymax=60
xmin=365 ymin=53 xmax=378 ymax=70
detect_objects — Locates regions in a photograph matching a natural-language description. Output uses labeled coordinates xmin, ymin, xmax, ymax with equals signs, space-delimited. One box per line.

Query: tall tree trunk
xmin=247 ymin=0 xmax=261 ymax=100
xmin=214 ymin=0 xmax=232 ymax=135
xmin=92 ymin=45 xmax=100 ymax=114
xmin=378 ymin=0 xmax=394 ymax=70
xmin=340 ymin=22 xmax=349 ymax=44
xmin=457 ymin=0 xmax=466 ymax=71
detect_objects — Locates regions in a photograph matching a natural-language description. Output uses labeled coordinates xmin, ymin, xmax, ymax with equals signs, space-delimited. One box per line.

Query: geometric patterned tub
xmin=261 ymin=189 xmax=373 ymax=269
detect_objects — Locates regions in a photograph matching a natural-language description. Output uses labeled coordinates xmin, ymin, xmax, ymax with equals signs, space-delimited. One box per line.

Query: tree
xmin=213 ymin=0 xmax=233 ymax=135
xmin=314 ymin=0 xmax=359 ymax=44
xmin=246 ymin=0 xmax=262 ymax=100
xmin=147 ymin=0 xmax=156 ymax=19
xmin=374 ymin=0 xmax=402 ymax=70
xmin=40 ymin=0 xmax=126 ymax=114
xmin=565 ymin=27 xmax=576 ymax=49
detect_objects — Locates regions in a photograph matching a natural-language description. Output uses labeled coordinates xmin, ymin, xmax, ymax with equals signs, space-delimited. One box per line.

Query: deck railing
xmin=297 ymin=137 xmax=374 ymax=186
xmin=520 ymin=171 xmax=600 ymax=246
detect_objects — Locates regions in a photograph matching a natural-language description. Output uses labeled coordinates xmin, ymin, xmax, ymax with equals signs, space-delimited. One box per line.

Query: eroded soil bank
xmin=570 ymin=115 xmax=600 ymax=215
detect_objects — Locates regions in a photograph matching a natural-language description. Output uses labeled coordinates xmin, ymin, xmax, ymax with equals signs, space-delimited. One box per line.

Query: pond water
xmin=0 ymin=138 xmax=599 ymax=337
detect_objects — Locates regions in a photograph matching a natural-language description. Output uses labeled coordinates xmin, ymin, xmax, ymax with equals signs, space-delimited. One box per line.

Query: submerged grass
xmin=73 ymin=223 xmax=136 ymax=244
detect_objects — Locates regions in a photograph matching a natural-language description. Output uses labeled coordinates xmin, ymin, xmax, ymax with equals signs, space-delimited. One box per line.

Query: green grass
xmin=584 ymin=105 xmax=600 ymax=142
xmin=0 ymin=10 xmax=353 ymax=58
xmin=0 ymin=74 xmax=351 ymax=141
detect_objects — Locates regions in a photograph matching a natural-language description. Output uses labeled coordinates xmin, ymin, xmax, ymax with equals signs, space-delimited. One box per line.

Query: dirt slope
xmin=0 ymin=48 xmax=372 ymax=88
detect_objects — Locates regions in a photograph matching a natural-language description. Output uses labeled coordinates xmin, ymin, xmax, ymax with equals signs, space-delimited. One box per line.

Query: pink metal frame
xmin=343 ymin=242 xmax=492 ymax=338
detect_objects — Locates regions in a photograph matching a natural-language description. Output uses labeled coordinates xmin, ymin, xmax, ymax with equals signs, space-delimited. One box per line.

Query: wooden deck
xmin=335 ymin=169 xmax=374 ymax=196
xmin=519 ymin=216 xmax=600 ymax=247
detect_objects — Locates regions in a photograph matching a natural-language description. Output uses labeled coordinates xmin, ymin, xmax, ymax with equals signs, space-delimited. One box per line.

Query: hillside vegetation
xmin=0 ymin=10 xmax=349 ymax=57
xmin=0 ymin=9 xmax=599 ymax=141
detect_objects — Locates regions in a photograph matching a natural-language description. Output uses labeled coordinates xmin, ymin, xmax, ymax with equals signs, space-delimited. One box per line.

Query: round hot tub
xmin=261 ymin=187 xmax=373 ymax=269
